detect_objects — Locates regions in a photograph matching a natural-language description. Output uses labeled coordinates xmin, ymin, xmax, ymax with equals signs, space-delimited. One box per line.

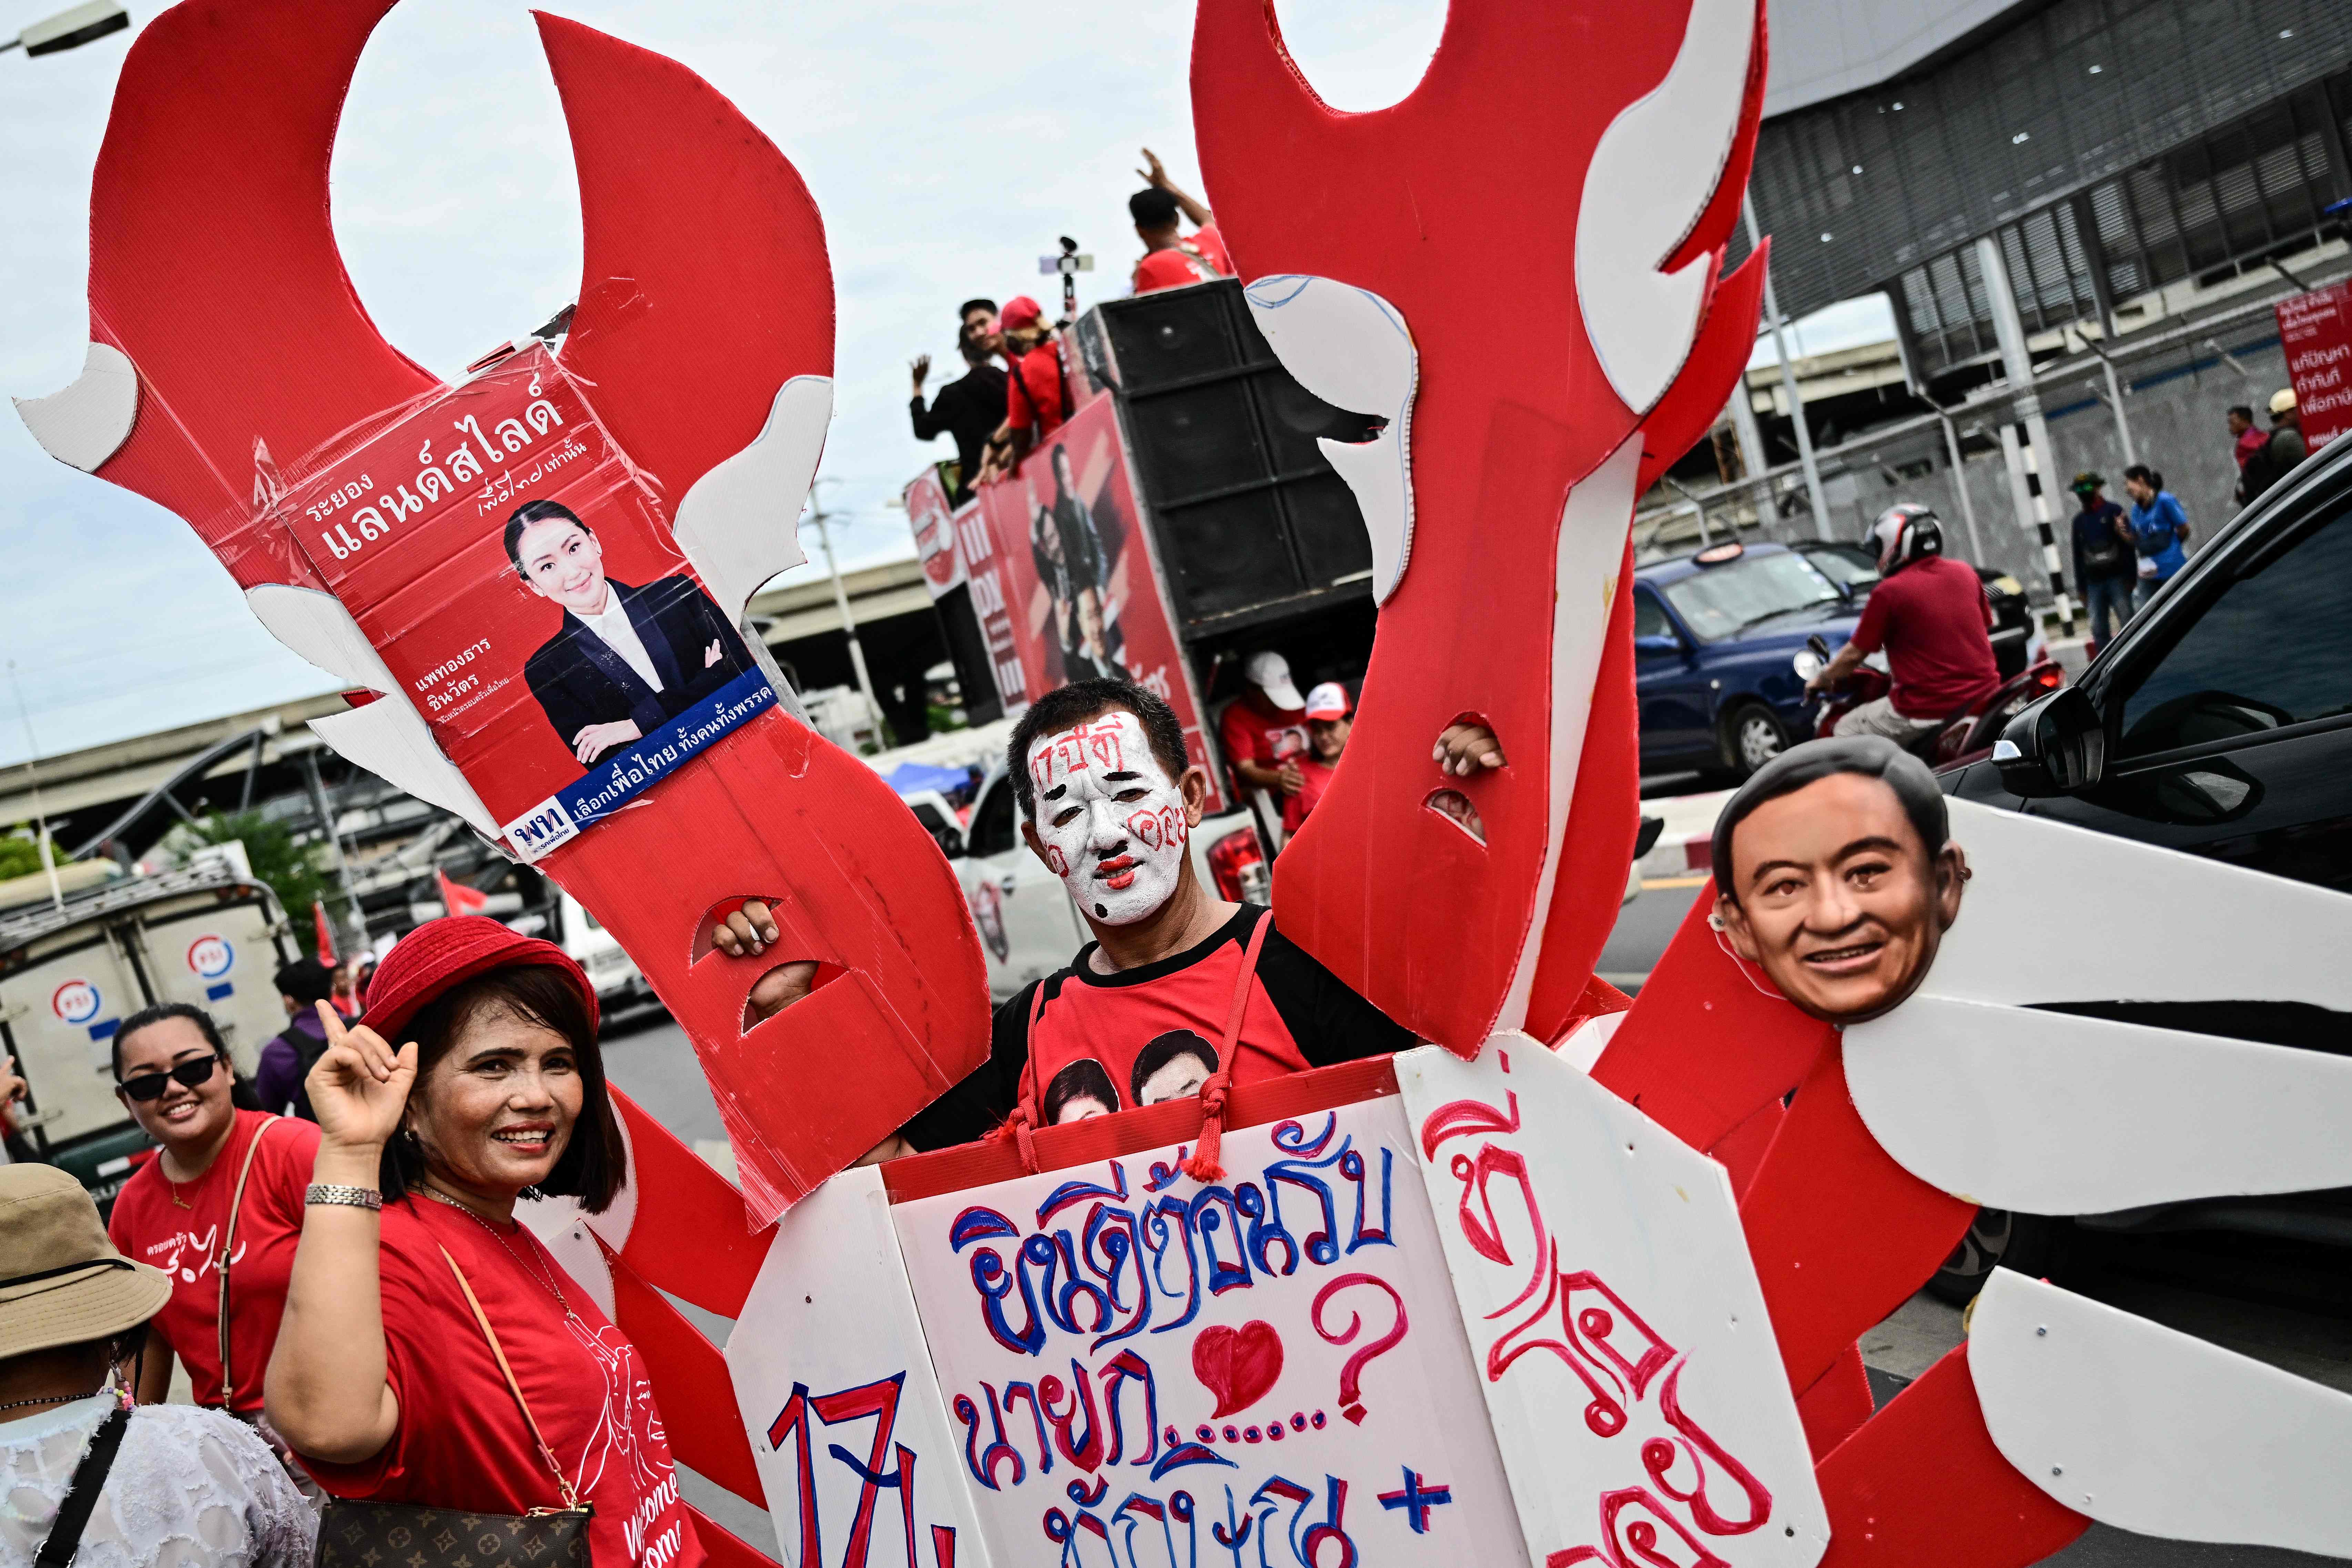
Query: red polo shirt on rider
xmin=1849 ymin=554 xmax=2000 ymax=719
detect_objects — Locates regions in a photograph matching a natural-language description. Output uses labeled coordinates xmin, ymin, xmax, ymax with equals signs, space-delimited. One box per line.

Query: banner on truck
xmin=972 ymin=395 xmax=1224 ymax=806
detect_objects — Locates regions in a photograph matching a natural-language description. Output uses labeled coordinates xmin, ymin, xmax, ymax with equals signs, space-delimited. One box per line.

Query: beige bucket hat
xmin=0 ymin=1163 xmax=171 ymax=1361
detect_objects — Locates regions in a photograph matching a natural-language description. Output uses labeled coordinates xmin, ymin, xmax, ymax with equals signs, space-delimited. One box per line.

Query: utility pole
xmin=1977 ymin=235 xmax=2077 ymax=637
xmin=1745 ymin=198 xmax=1832 ymax=540
xmin=807 ymin=489 xmax=888 ymax=747
xmin=6 ymin=661 xmax=65 ymax=913
xmin=299 ymin=747 xmax=361 ymax=949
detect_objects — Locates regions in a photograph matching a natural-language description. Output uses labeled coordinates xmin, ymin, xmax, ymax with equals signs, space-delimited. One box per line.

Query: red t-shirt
xmin=1004 ymin=343 xmax=1068 ymax=438
xmin=1282 ymin=755 xmax=1338 ymax=833
xmin=301 ymin=1197 xmax=703 ymax=1568
xmin=107 ymin=1110 xmax=320 ymax=1412
xmin=1218 ymin=689 xmax=1308 ymax=783
xmin=1850 ymin=554 xmax=1999 ymax=718
xmin=1133 ymin=225 xmax=1234 ymax=294
xmin=2235 ymin=426 xmax=2267 ymax=469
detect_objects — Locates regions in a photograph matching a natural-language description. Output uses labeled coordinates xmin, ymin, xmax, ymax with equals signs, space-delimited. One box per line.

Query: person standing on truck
xmin=977 ymin=296 xmax=1070 ymax=483
xmin=1218 ymin=651 xmax=1310 ymax=809
xmin=256 ymin=958 xmax=338 ymax=1120
xmin=910 ymin=299 xmax=1008 ymax=506
xmin=105 ymin=1002 xmax=322 ymax=1427
xmin=713 ymin=678 xmax=1509 ymax=1159
xmin=1129 ymin=148 xmax=1232 ymax=295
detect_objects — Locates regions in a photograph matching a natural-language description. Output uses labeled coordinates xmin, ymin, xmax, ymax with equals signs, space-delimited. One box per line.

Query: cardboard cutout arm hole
xmin=691 ymin=893 xmax=822 ymax=963
xmin=1424 ymin=789 xmax=1488 ymax=847
xmin=740 ymin=960 xmax=842 ymax=1034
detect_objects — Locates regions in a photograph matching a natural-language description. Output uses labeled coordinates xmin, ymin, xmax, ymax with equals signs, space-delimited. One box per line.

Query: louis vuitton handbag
xmin=313 ymin=1246 xmax=591 ymax=1566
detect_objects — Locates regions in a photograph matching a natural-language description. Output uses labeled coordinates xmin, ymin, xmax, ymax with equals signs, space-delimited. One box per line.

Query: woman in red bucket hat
xmin=262 ymin=917 xmax=707 ymax=1567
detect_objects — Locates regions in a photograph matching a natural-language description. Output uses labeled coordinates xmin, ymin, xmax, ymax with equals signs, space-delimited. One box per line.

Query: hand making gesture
xmin=304 ymin=999 xmax=417 ymax=1153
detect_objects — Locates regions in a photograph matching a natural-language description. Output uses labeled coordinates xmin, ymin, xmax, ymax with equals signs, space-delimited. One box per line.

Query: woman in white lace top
xmin=0 ymin=1163 xmax=314 ymax=1567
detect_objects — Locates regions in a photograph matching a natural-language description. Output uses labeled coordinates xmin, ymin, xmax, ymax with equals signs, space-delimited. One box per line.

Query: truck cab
xmin=0 ymin=863 xmax=293 ymax=1205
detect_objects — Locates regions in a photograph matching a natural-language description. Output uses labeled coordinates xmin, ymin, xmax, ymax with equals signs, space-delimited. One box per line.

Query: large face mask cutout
xmin=1027 ymin=710 xmax=1189 ymax=926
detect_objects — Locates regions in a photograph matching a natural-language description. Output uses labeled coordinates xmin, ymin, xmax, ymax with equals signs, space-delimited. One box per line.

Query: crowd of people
xmin=2064 ymin=383 xmax=2307 ymax=652
xmin=909 ymin=150 xmax=1232 ymax=499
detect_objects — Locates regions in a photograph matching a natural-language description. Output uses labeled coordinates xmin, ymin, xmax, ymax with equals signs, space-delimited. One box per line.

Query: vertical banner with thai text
xmin=2278 ymin=282 xmax=2352 ymax=451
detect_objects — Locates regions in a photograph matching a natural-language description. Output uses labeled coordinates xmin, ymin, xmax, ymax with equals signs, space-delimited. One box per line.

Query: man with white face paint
xmin=898 ymin=678 xmax=1421 ymax=1149
xmin=714 ymin=678 xmax=1503 ymax=1156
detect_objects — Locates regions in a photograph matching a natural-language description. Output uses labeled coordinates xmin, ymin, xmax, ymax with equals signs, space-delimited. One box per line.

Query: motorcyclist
xmin=1803 ymin=504 xmax=2000 ymax=747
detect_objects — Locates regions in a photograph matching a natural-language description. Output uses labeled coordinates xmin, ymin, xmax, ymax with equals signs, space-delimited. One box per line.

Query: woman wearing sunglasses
xmin=104 ymin=1002 xmax=321 ymax=1420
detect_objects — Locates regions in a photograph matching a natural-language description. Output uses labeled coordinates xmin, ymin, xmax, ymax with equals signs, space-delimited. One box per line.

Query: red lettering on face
xmin=1126 ymin=809 xmax=1163 ymax=851
xmin=1160 ymin=805 xmax=1186 ymax=846
xmin=1045 ymin=846 xmax=1069 ymax=876
xmin=1029 ymin=718 xmax=1133 ymax=795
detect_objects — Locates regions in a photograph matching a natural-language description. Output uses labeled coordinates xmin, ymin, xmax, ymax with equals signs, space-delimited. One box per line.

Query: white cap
xmin=1304 ymin=682 xmax=1350 ymax=721
xmin=1244 ymin=651 xmax=1305 ymax=712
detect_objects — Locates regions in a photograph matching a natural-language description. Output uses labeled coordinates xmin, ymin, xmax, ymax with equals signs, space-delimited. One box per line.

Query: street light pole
xmin=807 ymin=493 xmax=888 ymax=748
xmin=5 ymin=662 xmax=66 ymax=913
xmin=1745 ymin=197 xmax=1833 ymax=541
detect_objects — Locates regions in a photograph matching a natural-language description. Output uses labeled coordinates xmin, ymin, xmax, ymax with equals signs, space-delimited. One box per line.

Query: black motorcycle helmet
xmin=1866 ymin=503 xmax=1944 ymax=573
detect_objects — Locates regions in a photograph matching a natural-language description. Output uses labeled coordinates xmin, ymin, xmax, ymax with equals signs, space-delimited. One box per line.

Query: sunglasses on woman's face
xmin=118 ymin=1056 xmax=221 ymax=1102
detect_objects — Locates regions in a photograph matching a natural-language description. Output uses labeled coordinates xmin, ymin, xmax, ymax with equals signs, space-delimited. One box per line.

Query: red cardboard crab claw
xmin=1194 ymin=0 xmax=1768 ymax=1051
xmin=16 ymin=0 xmax=989 ymax=1223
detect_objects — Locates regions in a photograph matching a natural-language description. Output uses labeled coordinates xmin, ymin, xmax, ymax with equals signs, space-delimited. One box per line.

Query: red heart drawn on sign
xmin=1193 ymin=1319 xmax=1284 ymax=1418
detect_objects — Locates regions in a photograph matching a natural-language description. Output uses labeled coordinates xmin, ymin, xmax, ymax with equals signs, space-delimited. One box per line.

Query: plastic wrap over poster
xmin=272 ymin=347 xmax=777 ymax=859
xmin=974 ymin=398 xmax=1223 ymax=807
xmin=890 ymin=1094 xmax=1530 ymax=1568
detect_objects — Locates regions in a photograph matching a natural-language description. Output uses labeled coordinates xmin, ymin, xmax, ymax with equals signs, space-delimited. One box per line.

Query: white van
xmin=0 ymin=864 xmax=293 ymax=1204
xmin=553 ymin=887 xmax=652 ymax=1012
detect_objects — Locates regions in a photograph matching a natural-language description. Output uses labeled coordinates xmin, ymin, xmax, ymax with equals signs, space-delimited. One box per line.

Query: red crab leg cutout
xmin=16 ymin=0 xmax=989 ymax=1223
xmin=1796 ymin=1345 xmax=1876 ymax=1461
xmin=1590 ymin=888 xmax=1834 ymax=1152
xmin=1814 ymin=1346 xmax=2089 ymax=1568
xmin=597 ymin=1233 xmax=767 ymax=1507
xmin=1736 ymin=1039 xmax=1976 ymax=1401
xmin=686 ymin=1508 xmax=782 ymax=1568
xmin=1197 ymin=0 xmax=1768 ymax=1050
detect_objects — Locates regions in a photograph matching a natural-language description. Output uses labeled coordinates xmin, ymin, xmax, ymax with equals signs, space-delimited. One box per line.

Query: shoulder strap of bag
xmin=436 ymin=1244 xmax=585 ymax=1513
xmin=35 ymin=1405 xmax=132 ymax=1568
xmin=1177 ymin=910 xmax=1276 ymax=1185
xmin=214 ymin=1115 xmax=281 ymax=1406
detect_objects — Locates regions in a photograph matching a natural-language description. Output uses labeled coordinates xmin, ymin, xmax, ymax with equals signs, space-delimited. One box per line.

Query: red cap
xmin=998 ymin=295 xmax=1044 ymax=334
xmin=361 ymin=915 xmax=598 ymax=1045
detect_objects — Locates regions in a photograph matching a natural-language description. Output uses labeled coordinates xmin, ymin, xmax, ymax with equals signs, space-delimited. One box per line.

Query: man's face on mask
xmin=1025 ymin=709 xmax=1192 ymax=925
xmin=1714 ymin=771 xmax=1967 ymax=1025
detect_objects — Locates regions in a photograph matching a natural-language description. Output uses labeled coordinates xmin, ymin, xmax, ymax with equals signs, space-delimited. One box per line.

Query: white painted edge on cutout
xmin=246 ymin=584 xmax=398 ymax=694
xmin=1240 ymin=275 xmax=1418 ymax=603
xmin=14 ymin=341 xmax=138 ymax=472
xmin=1575 ymin=0 xmax=1754 ymax=415
xmin=1846 ymin=994 xmax=2352 ymax=1213
xmin=307 ymin=702 xmax=500 ymax=843
xmin=1970 ymin=1268 xmax=2352 ymax=1557
xmin=671 ymin=374 xmax=827 ymax=624
xmin=1494 ymin=439 xmax=1641 ymax=1035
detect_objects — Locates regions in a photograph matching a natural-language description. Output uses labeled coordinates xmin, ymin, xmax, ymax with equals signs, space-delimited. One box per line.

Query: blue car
xmin=1632 ymin=540 xmax=1860 ymax=778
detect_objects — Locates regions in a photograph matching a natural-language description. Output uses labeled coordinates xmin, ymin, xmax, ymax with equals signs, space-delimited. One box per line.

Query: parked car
xmin=1633 ymin=541 xmax=1860 ymax=779
xmin=1929 ymin=433 xmax=2352 ymax=1302
xmin=933 ymin=765 xmax=1269 ymax=1000
xmin=1790 ymin=538 xmax=2037 ymax=679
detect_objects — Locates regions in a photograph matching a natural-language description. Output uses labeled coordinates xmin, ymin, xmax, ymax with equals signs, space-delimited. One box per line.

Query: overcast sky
xmin=0 ymin=0 xmax=1886 ymax=769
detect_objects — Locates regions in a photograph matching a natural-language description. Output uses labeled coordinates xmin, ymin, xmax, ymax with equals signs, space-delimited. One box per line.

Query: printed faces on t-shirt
xmin=1027 ymin=710 xmax=1189 ymax=926
xmin=1041 ymin=1031 xmax=1224 ymax=1125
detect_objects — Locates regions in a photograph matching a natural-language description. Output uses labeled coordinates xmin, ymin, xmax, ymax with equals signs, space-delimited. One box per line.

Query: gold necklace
xmin=419 ymin=1185 xmax=579 ymax=1324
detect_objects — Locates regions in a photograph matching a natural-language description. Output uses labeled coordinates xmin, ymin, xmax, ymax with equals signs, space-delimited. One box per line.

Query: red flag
xmin=437 ymin=868 xmax=490 ymax=919
xmin=311 ymin=900 xmax=337 ymax=965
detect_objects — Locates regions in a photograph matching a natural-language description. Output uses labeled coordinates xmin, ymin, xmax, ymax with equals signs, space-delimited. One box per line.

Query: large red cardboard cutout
xmin=1193 ymin=0 xmax=1770 ymax=1052
xmin=16 ymin=0 xmax=988 ymax=1223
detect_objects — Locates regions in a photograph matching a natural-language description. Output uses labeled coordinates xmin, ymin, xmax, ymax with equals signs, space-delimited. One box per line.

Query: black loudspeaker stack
xmin=1076 ymin=279 xmax=1380 ymax=633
